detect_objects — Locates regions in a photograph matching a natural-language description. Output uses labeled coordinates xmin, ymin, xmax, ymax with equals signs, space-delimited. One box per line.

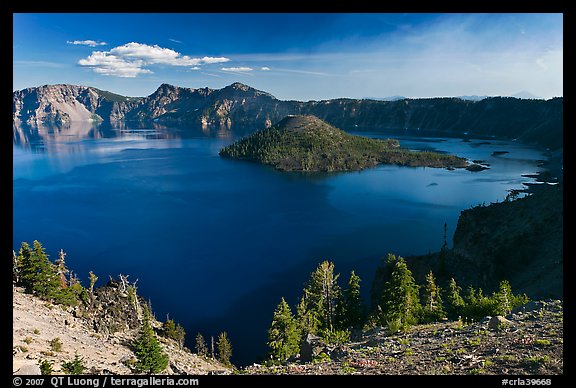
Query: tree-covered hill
xmin=219 ymin=115 xmax=468 ymax=172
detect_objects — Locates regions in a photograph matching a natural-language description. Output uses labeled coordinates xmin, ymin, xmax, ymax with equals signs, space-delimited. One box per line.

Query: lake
xmin=12 ymin=122 xmax=548 ymax=365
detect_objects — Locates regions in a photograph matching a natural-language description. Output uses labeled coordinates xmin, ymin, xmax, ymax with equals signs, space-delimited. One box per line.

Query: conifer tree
xmin=301 ymin=261 xmax=341 ymax=331
xmin=336 ymin=271 xmax=365 ymax=329
xmin=382 ymin=255 xmax=421 ymax=328
xmin=421 ymin=271 xmax=446 ymax=322
xmin=216 ymin=332 xmax=233 ymax=367
xmin=444 ymin=278 xmax=466 ymax=320
xmin=268 ymin=297 xmax=300 ymax=362
xmin=19 ymin=241 xmax=62 ymax=300
xmin=295 ymin=293 xmax=320 ymax=338
xmin=133 ymin=310 xmax=169 ymax=374
xmin=195 ymin=333 xmax=208 ymax=358
xmin=163 ymin=319 xmax=186 ymax=350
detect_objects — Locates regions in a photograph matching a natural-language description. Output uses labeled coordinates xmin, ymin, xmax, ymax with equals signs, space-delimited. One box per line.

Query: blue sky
xmin=13 ymin=13 xmax=563 ymax=100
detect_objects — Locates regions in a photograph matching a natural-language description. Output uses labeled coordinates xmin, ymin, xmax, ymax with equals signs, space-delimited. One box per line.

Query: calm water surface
xmin=13 ymin=123 xmax=547 ymax=364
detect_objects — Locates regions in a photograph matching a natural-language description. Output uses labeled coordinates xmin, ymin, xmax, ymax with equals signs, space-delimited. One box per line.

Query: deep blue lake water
xmin=13 ymin=123 xmax=548 ymax=365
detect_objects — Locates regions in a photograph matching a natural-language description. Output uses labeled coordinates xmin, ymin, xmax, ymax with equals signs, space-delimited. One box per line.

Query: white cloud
xmin=169 ymin=38 xmax=183 ymax=44
xmin=221 ymin=67 xmax=253 ymax=72
xmin=78 ymin=51 xmax=152 ymax=78
xmin=67 ymin=40 xmax=107 ymax=47
xmin=261 ymin=67 xmax=271 ymax=71
xmin=78 ymin=42 xmax=231 ymax=77
xmin=190 ymin=66 xmax=201 ymax=70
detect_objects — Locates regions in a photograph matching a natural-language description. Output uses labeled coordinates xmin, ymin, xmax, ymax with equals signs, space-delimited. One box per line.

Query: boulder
xmin=299 ymin=334 xmax=325 ymax=363
xmin=15 ymin=364 xmax=41 ymax=375
xmin=488 ymin=316 xmax=512 ymax=331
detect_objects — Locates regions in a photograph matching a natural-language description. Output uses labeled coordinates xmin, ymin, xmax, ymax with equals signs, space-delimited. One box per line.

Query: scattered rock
xmin=512 ymin=301 xmax=543 ymax=314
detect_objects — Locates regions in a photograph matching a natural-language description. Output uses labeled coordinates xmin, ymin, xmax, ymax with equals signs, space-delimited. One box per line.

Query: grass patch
xmin=50 ymin=337 xmax=62 ymax=352
xmin=468 ymin=337 xmax=482 ymax=347
xmin=534 ymin=339 xmax=551 ymax=346
xmin=398 ymin=338 xmax=410 ymax=345
xmin=23 ymin=336 xmax=33 ymax=344
xmin=33 ymin=328 xmax=40 ymax=335
xmin=522 ymin=355 xmax=550 ymax=366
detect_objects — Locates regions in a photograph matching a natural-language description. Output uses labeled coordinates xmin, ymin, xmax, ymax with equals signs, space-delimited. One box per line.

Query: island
xmin=219 ymin=115 xmax=468 ymax=172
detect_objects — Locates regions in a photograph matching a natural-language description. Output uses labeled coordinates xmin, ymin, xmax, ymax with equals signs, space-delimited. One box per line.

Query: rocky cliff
xmin=12 ymin=84 xmax=142 ymax=126
xmin=13 ymin=83 xmax=563 ymax=150
xmin=407 ymin=183 xmax=563 ymax=300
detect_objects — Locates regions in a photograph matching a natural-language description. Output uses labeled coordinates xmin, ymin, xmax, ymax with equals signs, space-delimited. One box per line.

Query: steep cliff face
xmin=408 ymin=184 xmax=563 ymax=299
xmin=13 ymin=84 xmax=142 ymax=125
xmin=13 ymin=83 xmax=563 ymax=150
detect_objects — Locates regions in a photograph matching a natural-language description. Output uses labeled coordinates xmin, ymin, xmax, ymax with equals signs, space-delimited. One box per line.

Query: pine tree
xmin=336 ymin=271 xmax=365 ymax=329
xmin=495 ymin=280 xmax=512 ymax=315
xmin=382 ymin=255 xmax=421 ymax=328
xmin=370 ymin=253 xmax=399 ymax=313
xmin=301 ymin=261 xmax=341 ymax=331
xmin=18 ymin=241 xmax=62 ymax=301
xmin=421 ymin=271 xmax=446 ymax=322
xmin=163 ymin=319 xmax=186 ymax=350
xmin=133 ymin=311 xmax=169 ymax=374
xmin=268 ymin=297 xmax=300 ymax=363
xmin=216 ymin=332 xmax=233 ymax=367
xmin=295 ymin=293 xmax=320 ymax=338
xmin=195 ymin=333 xmax=208 ymax=358
xmin=444 ymin=278 xmax=466 ymax=320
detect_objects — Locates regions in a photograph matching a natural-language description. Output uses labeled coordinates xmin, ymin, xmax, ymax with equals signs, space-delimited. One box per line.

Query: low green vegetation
xmin=50 ymin=337 xmax=62 ymax=352
xmin=39 ymin=359 xmax=53 ymax=375
xmin=61 ymin=353 xmax=86 ymax=375
xmin=220 ymin=115 xmax=467 ymax=172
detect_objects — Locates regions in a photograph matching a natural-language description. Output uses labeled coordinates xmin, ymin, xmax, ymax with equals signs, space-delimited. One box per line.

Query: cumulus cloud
xmin=78 ymin=42 xmax=230 ymax=77
xmin=67 ymin=40 xmax=107 ymax=47
xmin=261 ymin=66 xmax=271 ymax=71
xmin=221 ymin=67 xmax=253 ymax=72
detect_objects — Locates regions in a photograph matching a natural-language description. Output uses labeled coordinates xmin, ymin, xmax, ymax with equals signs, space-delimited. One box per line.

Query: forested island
xmin=219 ymin=115 xmax=468 ymax=172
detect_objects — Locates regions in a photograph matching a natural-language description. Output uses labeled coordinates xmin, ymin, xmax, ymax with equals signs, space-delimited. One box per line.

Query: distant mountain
xmin=219 ymin=115 xmax=467 ymax=172
xmin=13 ymin=83 xmax=563 ymax=150
xmin=457 ymin=95 xmax=489 ymax=101
xmin=511 ymin=91 xmax=543 ymax=100
xmin=362 ymin=95 xmax=406 ymax=101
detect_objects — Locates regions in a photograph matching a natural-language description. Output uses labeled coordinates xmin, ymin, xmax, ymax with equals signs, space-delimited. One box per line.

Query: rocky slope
xmin=13 ymin=84 xmax=142 ymax=126
xmin=12 ymin=285 xmax=230 ymax=375
xmin=13 ymin=83 xmax=563 ymax=150
xmin=245 ymin=300 xmax=563 ymax=375
xmin=407 ymin=183 xmax=563 ymax=300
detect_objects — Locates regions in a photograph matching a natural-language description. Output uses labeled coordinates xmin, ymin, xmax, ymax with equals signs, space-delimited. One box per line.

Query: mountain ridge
xmin=13 ymin=83 xmax=563 ymax=150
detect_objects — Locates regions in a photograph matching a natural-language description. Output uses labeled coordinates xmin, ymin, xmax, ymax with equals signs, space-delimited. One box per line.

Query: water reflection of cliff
xmin=13 ymin=121 xmax=243 ymax=153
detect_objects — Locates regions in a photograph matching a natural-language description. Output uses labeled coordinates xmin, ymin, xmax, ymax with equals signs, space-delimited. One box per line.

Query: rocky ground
xmin=245 ymin=300 xmax=563 ymax=375
xmin=13 ymin=287 xmax=230 ymax=375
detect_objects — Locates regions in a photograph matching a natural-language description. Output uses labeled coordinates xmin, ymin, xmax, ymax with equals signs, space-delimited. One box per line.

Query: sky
xmin=13 ymin=13 xmax=563 ymax=101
